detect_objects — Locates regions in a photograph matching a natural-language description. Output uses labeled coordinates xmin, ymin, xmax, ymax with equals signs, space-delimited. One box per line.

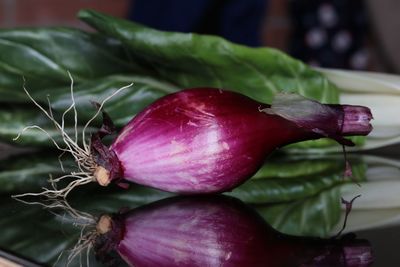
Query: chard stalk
xmin=313 ymin=68 xmax=400 ymax=151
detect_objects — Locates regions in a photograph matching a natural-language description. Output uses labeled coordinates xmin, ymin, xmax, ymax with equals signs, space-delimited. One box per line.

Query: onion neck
xmin=261 ymin=93 xmax=373 ymax=146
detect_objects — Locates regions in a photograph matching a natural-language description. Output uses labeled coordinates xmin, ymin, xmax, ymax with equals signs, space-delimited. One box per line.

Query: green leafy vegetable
xmin=0 ymin=27 xmax=142 ymax=102
xmin=78 ymin=9 xmax=339 ymax=105
xmin=227 ymin=154 xmax=366 ymax=203
xmin=0 ymin=106 xmax=97 ymax=147
xmin=77 ymin=10 xmax=371 ymax=149
xmin=34 ymin=74 xmax=178 ymax=127
xmin=251 ymin=155 xmax=341 ymax=179
xmin=0 ymin=75 xmax=178 ymax=146
xmin=0 ymin=152 xmax=76 ymax=194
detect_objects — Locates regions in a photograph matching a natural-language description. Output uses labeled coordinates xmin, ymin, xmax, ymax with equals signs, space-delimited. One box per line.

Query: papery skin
xmin=109 ymin=88 xmax=316 ymax=193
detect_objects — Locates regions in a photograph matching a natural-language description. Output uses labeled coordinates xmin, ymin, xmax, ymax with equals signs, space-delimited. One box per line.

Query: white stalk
xmin=318 ymin=68 xmax=400 ymax=151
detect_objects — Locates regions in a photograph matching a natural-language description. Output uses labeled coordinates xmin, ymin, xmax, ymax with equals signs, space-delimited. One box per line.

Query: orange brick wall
xmin=0 ymin=0 xmax=130 ymax=28
xmin=262 ymin=0 xmax=290 ymax=51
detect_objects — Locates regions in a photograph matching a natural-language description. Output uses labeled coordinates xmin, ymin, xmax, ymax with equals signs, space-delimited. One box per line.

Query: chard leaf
xmin=0 ymin=152 xmax=75 ymax=194
xmin=0 ymin=27 xmax=140 ymax=101
xmin=252 ymin=154 xmax=342 ymax=179
xmin=227 ymin=155 xmax=366 ymax=203
xmin=0 ymin=75 xmax=178 ymax=147
xmin=78 ymin=10 xmax=370 ymax=150
xmin=0 ymin=107 xmax=95 ymax=147
xmin=228 ymin=171 xmax=344 ymax=204
xmin=78 ymin=9 xmax=339 ymax=105
xmin=33 ymin=74 xmax=178 ymax=127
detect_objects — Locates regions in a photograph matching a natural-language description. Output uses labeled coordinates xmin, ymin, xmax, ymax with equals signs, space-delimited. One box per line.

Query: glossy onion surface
xmin=110 ymin=88 xmax=310 ymax=193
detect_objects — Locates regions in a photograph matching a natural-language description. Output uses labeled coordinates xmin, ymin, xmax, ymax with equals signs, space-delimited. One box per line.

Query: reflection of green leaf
xmin=0 ymin=185 xmax=167 ymax=266
xmin=0 ymin=27 xmax=139 ymax=101
xmin=0 ymin=196 xmax=79 ymax=265
xmin=255 ymin=186 xmax=342 ymax=237
xmin=0 ymin=154 xmax=63 ymax=194
xmin=68 ymin=184 xmax=172 ymax=214
xmin=79 ymin=10 xmax=339 ymax=106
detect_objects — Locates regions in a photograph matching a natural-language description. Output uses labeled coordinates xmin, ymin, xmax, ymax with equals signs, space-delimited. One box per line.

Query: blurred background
xmin=0 ymin=0 xmax=399 ymax=73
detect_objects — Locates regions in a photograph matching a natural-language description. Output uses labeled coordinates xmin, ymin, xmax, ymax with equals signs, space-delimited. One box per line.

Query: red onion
xmin=92 ymin=88 xmax=372 ymax=193
xmin=14 ymin=87 xmax=372 ymax=198
xmin=93 ymin=196 xmax=374 ymax=267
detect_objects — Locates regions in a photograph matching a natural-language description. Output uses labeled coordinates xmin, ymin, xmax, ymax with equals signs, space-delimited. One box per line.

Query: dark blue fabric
xmin=129 ymin=0 xmax=268 ymax=47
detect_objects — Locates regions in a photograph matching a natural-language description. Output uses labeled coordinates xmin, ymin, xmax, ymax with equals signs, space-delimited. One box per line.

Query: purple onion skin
xmin=109 ymin=88 xmax=317 ymax=193
xmin=94 ymin=196 xmax=374 ymax=267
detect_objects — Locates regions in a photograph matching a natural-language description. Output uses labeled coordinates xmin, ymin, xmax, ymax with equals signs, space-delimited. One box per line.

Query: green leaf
xmin=0 ymin=27 xmax=141 ymax=102
xmin=78 ymin=9 xmax=339 ymax=105
xmin=227 ymin=154 xmax=366 ymax=203
xmin=251 ymin=154 xmax=338 ymax=179
xmin=78 ymin=10 xmax=364 ymax=149
xmin=227 ymin=171 xmax=343 ymax=204
xmin=255 ymin=186 xmax=342 ymax=237
xmin=0 ymin=152 xmax=76 ymax=194
xmin=0 ymin=106 xmax=96 ymax=147
xmin=34 ymin=74 xmax=178 ymax=127
xmin=0 ymin=75 xmax=177 ymax=146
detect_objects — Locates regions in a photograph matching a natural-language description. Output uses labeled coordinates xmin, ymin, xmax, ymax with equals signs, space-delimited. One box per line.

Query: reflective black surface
xmin=0 ymin=146 xmax=399 ymax=267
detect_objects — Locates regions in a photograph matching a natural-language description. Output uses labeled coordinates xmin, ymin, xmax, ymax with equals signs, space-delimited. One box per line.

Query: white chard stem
xmin=318 ymin=68 xmax=400 ymax=151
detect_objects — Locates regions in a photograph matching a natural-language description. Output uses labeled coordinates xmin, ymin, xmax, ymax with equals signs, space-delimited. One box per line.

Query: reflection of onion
xmin=94 ymin=196 xmax=374 ymax=267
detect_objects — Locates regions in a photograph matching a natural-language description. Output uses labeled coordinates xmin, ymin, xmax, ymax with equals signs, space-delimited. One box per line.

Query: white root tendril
xmin=12 ymin=72 xmax=133 ymax=200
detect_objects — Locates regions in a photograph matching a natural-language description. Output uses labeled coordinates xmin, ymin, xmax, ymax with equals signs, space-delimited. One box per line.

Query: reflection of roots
xmin=12 ymin=72 xmax=133 ymax=199
xmin=62 ymin=228 xmax=96 ymax=267
xmin=15 ymin=197 xmax=99 ymax=267
xmin=53 ymin=207 xmax=98 ymax=267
